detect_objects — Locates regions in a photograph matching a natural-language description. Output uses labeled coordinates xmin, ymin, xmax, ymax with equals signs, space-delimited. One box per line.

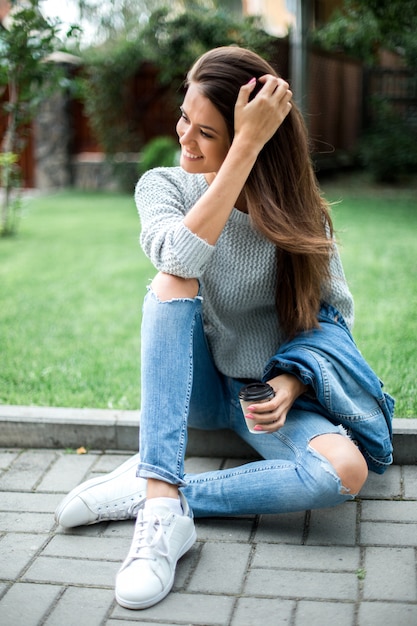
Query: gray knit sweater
xmin=135 ymin=167 xmax=354 ymax=380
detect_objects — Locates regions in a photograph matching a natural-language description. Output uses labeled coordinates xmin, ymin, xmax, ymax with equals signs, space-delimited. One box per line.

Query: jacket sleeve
xmin=135 ymin=168 xmax=215 ymax=278
xmin=263 ymin=315 xmax=394 ymax=474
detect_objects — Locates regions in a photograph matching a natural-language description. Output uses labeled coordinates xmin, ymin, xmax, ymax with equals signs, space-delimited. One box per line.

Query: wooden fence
xmin=363 ymin=66 xmax=417 ymax=128
xmin=308 ymin=48 xmax=363 ymax=164
xmin=70 ymin=62 xmax=180 ymax=154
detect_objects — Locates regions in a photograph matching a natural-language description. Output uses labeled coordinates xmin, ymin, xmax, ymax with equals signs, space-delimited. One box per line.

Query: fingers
xmin=236 ymin=76 xmax=258 ymax=107
xmin=253 ymin=415 xmax=286 ymax=433
xmin=238 ymin=75 xmax=292 ymax=106
xmin=244 ymin=397 xmax=288 ymax=433
xmin=234 ymin=74 xmax=292 ymax=154
xmin=236 ymin=75 xmax=293 ymax=137
xmin=257 ymin=74 xmax=292 ymax=104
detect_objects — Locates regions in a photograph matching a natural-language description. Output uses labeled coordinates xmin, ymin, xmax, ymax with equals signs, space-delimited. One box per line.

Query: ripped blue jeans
xmin=137 ymin=289 xmax=354 ymax=517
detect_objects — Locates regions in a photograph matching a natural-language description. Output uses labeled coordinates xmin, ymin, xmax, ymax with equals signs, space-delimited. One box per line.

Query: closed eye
xmin=200 ymin=129 xmax=214 ymax=139
xmin=179 ymin=107 xmax=215 ymax=139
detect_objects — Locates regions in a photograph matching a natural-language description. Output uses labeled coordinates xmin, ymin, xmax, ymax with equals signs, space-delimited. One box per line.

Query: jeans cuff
xmin=137 ymin=462 xmax=187 ymax=488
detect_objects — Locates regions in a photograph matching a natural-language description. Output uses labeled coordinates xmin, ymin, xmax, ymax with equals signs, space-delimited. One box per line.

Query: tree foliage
xmin=0 ymin=0 xmax=79 ymax=235
xmin=312 ymin=0 xmax=417 ymax=68
xmin=67 ymin=0 xmax=244 ymax=48
xmin=359 ymin=0 xmax=417 ymax=66
xmin=141 ymin=6 xmax=275 ymax=88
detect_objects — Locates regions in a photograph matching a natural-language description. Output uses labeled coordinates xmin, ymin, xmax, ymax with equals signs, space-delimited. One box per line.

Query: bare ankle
xmin=147 ymin=478 xmax=179 ymax=500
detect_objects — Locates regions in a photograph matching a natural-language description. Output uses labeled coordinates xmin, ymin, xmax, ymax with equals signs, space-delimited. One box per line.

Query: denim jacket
xmin=263 ymin=303 xmax=394 ymax=474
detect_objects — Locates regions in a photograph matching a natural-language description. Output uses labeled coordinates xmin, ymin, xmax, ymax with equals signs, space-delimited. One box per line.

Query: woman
xmin=55 ymin=46 xmax=393 ymax=611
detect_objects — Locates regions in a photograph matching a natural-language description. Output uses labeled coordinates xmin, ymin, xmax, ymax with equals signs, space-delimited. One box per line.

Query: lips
xmin=182 ymin=149 xmax=203 ymax=160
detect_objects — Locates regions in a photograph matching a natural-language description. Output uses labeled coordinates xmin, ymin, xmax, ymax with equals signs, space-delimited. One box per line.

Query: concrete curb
xmin=0 ymin=404 xmax=416 ymax=464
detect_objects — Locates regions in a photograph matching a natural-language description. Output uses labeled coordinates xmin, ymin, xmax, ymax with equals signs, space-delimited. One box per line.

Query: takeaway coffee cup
xmin=238 ymin=382 xmax=275 ymax=434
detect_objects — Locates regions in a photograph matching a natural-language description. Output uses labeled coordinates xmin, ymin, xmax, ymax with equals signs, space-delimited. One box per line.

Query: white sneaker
xmin=115 ymin=493 xmax=196 ymax=610
xmin=55 ymin=453 xmax=146 ymax=528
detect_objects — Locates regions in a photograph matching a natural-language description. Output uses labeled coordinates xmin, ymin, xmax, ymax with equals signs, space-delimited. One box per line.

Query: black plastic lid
xmin=238 ymin=382 xmax=275 ymax=402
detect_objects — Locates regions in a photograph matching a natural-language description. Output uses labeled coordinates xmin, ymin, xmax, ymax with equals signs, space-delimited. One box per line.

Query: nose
xmin=177 ymin=118 xmax=195 ymax=145
xmin=179 ymin=127 xmax=192 ymax=145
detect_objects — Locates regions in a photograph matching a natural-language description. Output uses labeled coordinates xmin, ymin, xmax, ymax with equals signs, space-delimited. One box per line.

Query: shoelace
xmin=127 ymin=511 xmax=170 ymax=562
xmin=96 ymin=500 xmax=143 ymax=522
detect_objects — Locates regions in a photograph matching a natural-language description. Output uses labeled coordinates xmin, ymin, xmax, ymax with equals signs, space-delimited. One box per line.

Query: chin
xmin=180 ymin=159 xmax=205 ymax=174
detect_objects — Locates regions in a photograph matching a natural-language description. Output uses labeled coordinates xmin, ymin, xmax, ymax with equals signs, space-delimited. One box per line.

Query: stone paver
xmin=0 ymin=449 xmax=416 ymax=625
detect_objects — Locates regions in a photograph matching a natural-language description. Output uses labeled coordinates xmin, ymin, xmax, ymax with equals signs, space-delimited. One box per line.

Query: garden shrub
xmin=359 ymin=98 xmax=417 ymax=182
xmin=138 ymin=136 xmax=180 ymax=177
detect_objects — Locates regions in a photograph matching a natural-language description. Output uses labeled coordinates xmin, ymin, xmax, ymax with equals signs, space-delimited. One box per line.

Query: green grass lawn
xmin=1 ymin=176 xmax=416 ymax=416
xmin=1 ymin=190 xmax=153 ymax=410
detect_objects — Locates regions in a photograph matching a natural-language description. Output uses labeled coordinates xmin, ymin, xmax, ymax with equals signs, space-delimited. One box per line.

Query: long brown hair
xmin=187 ymin=46 xmax=334 ymax=338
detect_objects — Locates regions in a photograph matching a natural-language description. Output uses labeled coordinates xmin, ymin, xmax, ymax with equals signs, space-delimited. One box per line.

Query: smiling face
xmin=176 ymin=82 xmax=231 ymax=177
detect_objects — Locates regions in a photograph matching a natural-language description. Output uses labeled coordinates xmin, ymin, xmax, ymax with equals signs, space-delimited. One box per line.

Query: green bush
xmin=359 ymin=99 xmax=417 ymax=182
xmin=138 ymin=136 xmax=180 ymax=177
xmin=81 ymin=37 xmax=147 ymax=154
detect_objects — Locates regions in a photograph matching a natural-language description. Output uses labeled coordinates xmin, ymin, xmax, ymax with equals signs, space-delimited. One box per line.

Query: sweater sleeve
xmin=321 ymin=243 xmax=355 ymax=330
xmin=135 ymin=168 xmax=215 ymax=278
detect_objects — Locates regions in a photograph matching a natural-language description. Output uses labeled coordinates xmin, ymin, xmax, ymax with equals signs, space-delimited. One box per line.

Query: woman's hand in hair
xmin=233 ymin=74 xmax=292 ymax=153
xmin=245 ymin=373 xmax=308 ymax=433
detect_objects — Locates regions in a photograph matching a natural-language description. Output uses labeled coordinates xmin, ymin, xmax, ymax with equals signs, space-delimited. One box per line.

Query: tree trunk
xmin=1 ymin=77 xmax=18 ymax=235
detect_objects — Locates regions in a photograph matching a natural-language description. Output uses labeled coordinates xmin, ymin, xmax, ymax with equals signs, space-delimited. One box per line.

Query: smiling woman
xmin=54 ymin=46 xmax=394 ymax=613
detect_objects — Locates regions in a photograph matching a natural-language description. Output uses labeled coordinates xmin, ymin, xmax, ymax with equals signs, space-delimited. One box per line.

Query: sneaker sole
xmin=115 ymin=527 xmax=197 ymax=610
xmin=54 ymin=455 xmax=141 ymax=526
